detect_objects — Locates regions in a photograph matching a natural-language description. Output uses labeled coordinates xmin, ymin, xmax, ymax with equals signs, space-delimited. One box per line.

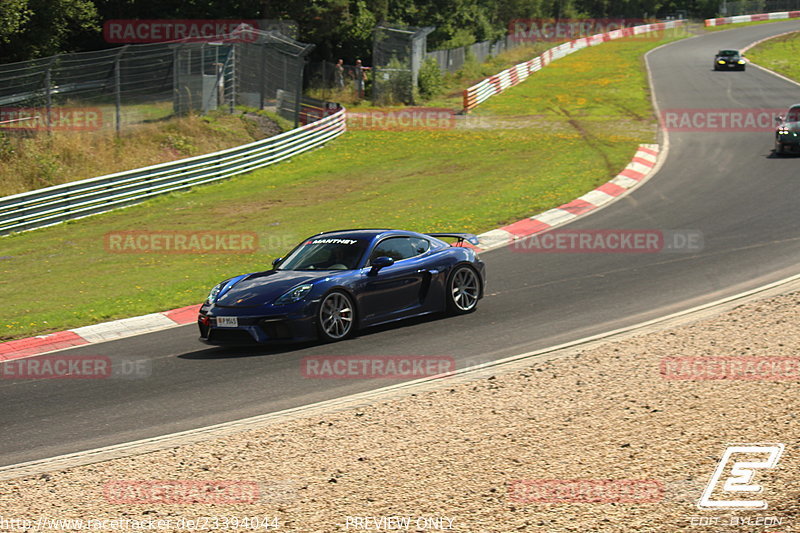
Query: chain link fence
xmin=0 ymin=25 xmax=313 ymax=135
xmin=371 ymin=25 xmax=434 ymax=105
xmin=304 ymin=32 xmax=521 ymax=103
xmin=426 ymin=37 xmax=518 ymax=76
xmin=303 ymin=61 xmax=369 ymax=103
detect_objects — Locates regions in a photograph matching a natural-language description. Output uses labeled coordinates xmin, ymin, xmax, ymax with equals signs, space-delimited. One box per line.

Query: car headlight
xmin=206 ymin=283 xmax=223 ymax=303
xmin=717 ymin=60 xmax=725 ymax=64
xmin=737 ymin=60 xmax=745 ymax=64
xmin=778 ymin=129 xmax=790 ymax=135
xmin=275 ymin=284 xmax=313 ymax=305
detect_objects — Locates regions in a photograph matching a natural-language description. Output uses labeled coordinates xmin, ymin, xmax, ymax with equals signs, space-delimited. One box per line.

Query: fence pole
xmin=114 ymin=45 xmax=128 ymax=136
xmin=322 ymin=61 xmax=328 ymax=100
xmin=293 ymin=60 xmax=303 ymax=128
xmin=115 ymin=56 xmax=121 ymax=136
xmin=259 ymin=44 xmax=266 ymax=110
xmin=45 ymin=60 xmax=52 ymax=134
xmin=230 ymin=45 xmax=236 ymax=113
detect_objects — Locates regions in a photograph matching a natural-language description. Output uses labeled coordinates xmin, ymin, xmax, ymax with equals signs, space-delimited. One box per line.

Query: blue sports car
xmin=198 ymin=229 xmax=486 ymax=344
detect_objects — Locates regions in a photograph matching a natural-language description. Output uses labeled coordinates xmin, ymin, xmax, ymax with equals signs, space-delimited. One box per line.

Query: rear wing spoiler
xmin=426 ymin=233 xmax=480 ymax=246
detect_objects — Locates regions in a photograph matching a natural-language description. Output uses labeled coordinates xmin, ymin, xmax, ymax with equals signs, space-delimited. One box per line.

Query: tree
xmin=0 ymin=0 xmax=31 ymax=46
xmin=0 ymin=0 xmax=99 ymax=62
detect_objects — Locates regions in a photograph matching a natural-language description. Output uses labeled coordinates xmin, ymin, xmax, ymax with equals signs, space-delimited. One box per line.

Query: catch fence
xmin=0 ymin=25 xmax=313 ymax=135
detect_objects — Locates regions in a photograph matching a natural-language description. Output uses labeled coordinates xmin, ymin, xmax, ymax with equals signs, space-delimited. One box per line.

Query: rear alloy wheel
xmin=317 ymin=291 xmax=356 ymax=342
xmin=447 ymin=266 xmax=481 ymax=314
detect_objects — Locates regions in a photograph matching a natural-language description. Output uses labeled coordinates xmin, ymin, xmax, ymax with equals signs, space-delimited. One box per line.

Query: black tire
xmin=446 ymin=265 xmax=481 ymax=315
xmin=317 ymin=290 xmax=356 ymax=342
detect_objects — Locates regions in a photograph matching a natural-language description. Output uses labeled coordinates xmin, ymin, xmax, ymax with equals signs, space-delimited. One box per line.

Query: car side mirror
xmin=369 ymin=256 xmax=394 ymax=275
xmin=776 ymin=115 xmax=784 ymax=124
xmin=272 ymin=257 xmax=283 ymax=268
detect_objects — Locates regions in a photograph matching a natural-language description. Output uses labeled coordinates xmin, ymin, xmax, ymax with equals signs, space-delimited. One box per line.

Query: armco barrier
xmin=463 ymin=21 xmax=685 ymax=112
xmin=0 ymin=108 xmax=346 ymax=236
xmin=705 ymin=10 xmax=800 ymax=26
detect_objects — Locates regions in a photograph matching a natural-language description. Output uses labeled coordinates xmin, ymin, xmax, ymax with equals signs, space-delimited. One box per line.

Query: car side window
xmin=369 ymin=237 xmax=428 ymax=264
xmin=410 ymin=237 xmax=430 ymax=255
xmin=787 ymin=107 xmax=800 ymax=122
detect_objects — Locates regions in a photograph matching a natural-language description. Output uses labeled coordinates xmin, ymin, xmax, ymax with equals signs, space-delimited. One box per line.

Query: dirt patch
xmin=243 ymin=113 xmax=284 ymax=139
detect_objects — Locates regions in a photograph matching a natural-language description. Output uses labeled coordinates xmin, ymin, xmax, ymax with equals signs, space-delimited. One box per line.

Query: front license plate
xmin=216 ymin=316 xmax=238 ymax=328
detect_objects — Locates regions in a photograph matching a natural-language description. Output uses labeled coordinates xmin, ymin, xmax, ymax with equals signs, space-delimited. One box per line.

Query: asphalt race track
xmin=2 ymin=21 xmax=799 ymax=467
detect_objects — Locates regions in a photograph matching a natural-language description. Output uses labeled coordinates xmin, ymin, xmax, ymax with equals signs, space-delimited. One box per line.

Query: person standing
xmin=354 ymin=59 xmax=367 ymax=99
xmin=334 ymin=59 xmax=345 ymax=90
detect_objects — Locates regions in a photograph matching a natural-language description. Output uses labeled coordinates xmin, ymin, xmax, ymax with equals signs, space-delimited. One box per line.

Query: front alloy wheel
xmin=317 ymin=291 xmax=355 ymax=342
xmin=447 ymin=266 xmax=480 ymax=314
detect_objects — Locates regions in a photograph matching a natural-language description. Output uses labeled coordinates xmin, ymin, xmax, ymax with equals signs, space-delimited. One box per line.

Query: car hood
xmin=213 ymin=270 xmax=334 ymax=307
xmin=779 ymin=121 xmax=800 ymax=133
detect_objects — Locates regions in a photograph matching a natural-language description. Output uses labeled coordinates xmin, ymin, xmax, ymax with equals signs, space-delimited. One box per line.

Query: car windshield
xmin=719 ymin=50 xmax=738 ymax=57
xmin=277 ymin=238 xmax=367 ymax=271
xmin=786 ymin=107 xmax=800 ymax=123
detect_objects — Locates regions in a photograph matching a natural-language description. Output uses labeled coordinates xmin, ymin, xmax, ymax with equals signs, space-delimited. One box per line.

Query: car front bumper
xmin=198 ymin=301 xmax=319 ymax=345
xmin=777 ymin=141 xmax=800 ymax=154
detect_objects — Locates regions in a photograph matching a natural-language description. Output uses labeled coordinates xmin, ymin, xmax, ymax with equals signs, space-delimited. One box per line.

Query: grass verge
xmin=0 ymin=32 xmax=686 ymax=342
xmin=745 ymin=29 xmax=800 ymax=81
xmin=0 ymin=110 xmax=284 ymax=197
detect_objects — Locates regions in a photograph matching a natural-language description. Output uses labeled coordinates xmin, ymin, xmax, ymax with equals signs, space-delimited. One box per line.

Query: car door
xmin=358 ymin=236 xmax=430 ymax=323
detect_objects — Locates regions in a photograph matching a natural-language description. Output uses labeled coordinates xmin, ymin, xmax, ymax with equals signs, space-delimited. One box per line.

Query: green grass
xmin=422 ymin=42 xmax=561 ymax=109
xmin=704 ymin=18 xmax=800 ymax=31
xmin=745 ymin=29 xmax=800 ymax=81
xmin=0 ymin=33 xmax=686 ymax=342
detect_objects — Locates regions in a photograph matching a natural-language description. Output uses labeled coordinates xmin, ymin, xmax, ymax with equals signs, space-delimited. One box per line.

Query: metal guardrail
xmin=462 ymin=20 xmax=686 ymax=112
xmin=705 ymin=10 xmax=800 ymax=26
xmin=0 ymin=108 xmax=346 ymax=236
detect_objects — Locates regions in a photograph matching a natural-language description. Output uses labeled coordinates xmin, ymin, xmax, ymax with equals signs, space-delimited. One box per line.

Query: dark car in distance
xmin=198 ymin=229 xmax=486 ymax=344
xmin=775 ymin=104 xmax=800 ymax=155
xmin=714 ymin=49 xmax=746 ymax=71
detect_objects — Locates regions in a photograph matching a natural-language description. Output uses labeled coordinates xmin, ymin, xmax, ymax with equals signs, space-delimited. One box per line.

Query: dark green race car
xmin=775 ymin=104 xmax=800 ymax=156
xmin=714 ymin=49 xmax=746 ymax=71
